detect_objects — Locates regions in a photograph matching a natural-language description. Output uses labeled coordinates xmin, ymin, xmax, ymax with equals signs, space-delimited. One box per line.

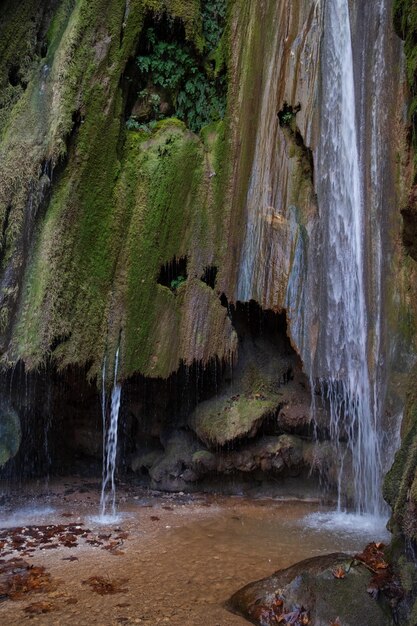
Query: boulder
xmin=149 ymin=430 xmax=205 ymax=491
xmin=228 ymin=553 xmax=393 ymax=626
xmin=192 ymin=392 xmax=281 ymax=447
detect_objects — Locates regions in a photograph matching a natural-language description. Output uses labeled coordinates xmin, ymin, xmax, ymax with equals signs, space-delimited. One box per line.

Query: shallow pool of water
xmin=0 ymin=480 xmax=390 ymax=625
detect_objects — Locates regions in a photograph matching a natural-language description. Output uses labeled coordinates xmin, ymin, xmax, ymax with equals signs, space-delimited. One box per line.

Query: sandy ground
xmin=0 ymin=479 xmax=387 ymax=625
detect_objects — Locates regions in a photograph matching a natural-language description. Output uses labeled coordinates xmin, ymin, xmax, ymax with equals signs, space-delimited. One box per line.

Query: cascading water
xmin=100 ymin=349 xmax=122 ymax=519
xmin=312 ymin=0 xmax=383 ymax=516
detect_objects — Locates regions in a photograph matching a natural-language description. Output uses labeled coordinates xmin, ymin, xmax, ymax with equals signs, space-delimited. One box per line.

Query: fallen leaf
xmin=82 ymin=575 xmax=129 ymax=595
xmin=332 ymin=566 xmax=346 ymax=579
xmin=24 ymin=601 xmax=53 ymax=614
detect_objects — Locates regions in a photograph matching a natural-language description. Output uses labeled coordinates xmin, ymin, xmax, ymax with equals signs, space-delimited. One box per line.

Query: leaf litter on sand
xmin=24 ymin=600 xmax=54 ymax=615
xmin=82 ymin=575 xmax=129 ymax=595
xmin=0 ymin=558 xmax=56 ymax=601
xmin=0 ymin=523 xmax=129 ymax=557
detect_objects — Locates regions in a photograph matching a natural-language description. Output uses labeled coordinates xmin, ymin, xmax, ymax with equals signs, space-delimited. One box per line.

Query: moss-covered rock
xmin=228 ymin=553 xmax=394 ymax=626
xmin=192 ymin=393 xmax=281 ymax=447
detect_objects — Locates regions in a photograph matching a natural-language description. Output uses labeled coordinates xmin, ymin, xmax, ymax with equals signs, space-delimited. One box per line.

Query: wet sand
xmin=0 ymin=479 xmax=389 ymax=625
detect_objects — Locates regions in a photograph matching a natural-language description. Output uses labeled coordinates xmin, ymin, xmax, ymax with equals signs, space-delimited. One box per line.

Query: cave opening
xmin=122 ymin=5 xmax=227 ymax=133
xmin=157 ymin=256 xmax=188 ymax=291
xmin=0 ymin=301 xmax=322 ymax=498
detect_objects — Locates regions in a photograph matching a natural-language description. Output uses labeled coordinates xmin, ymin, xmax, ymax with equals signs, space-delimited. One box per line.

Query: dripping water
xmin=312 ymin=0 xmax=383 ymax=516
xmin=100 ymin=349 xmax=122 ymax=519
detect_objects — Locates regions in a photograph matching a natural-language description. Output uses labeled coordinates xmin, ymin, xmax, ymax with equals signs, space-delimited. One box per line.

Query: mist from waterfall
xmin=312 ymin=0 xmax=383 ymax=516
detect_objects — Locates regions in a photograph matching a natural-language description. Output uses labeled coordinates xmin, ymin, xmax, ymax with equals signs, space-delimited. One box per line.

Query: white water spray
xmin=313 ymin=0 xmax=383 ymax=516
xmin=100 ymin=349 xmax=122 ymax=518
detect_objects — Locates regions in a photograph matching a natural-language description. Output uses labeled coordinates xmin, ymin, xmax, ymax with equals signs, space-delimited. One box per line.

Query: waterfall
xmin=312 ymin=0 xmax=383 ymax=516
xmin=100 ymin=349 xmax=122 ymax=518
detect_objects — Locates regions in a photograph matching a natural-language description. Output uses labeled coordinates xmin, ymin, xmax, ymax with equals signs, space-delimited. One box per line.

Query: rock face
xmin=380 ymin=3 xmax=417 ymax=624
xmin=0 ymin=1 xmax=325 ymax=383
xmin=0 ymin=403 xmax=20 ymax=467
xmin=228 ymin=553 xmax=393 ymax=626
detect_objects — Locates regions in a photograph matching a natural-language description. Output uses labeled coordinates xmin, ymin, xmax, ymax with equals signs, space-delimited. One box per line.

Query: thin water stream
xmin=100 ymin=349 xmax=122 ymax=519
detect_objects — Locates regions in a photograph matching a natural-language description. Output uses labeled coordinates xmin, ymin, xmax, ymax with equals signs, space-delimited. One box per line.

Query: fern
xmin=134 ymin=2 xmax=227 ymax=133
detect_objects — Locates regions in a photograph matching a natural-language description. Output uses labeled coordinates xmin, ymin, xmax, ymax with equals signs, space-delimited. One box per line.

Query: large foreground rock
xmin=228 ymin=553 xmax=393 ymax=625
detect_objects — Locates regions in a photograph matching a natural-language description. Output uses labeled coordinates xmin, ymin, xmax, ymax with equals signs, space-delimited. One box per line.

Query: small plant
xmin=170 ymin=275 xmax=186 ymax=291
xmin=278 ymin=103 xmax=301 ymax=128
xmin=126 ymin=117 xmax=157 ymax=133
xmin=126 ymin=118 xmax=142 ymax=131
xmin=281 ymin=111 xmax=294 ymax=126
xmin=138 ymin=89 xmax=162 ymax=118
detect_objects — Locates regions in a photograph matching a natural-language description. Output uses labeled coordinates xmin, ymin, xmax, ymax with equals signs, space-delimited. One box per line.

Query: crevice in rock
xmin=401 ymin=204 xmax=417 ymax=261
xmin=278 ymin=102 xmax=301 ymax=127
xmin=278 ymin=101 xmax=315 ymax=188
xmin=201 ymin=265 xmax=218 ymax=288
xmin=122 ymin=12 xmax=187 ymax=127
xmin=8 ymin=65 xmax=26 ymax=90
xmin=157 ymin=256 xmax=188 ymax=291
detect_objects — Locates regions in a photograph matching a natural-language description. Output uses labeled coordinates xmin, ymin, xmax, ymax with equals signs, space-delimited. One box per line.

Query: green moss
xmin=394 ymin=0 xmax=417 ymax=172
xmin=122 ymin=127 xmax=206 ymax=376
xmin=193 ymin=392 xmax=281 ymax=447
xmin=1 ymin=0 xmax=239 ymax=381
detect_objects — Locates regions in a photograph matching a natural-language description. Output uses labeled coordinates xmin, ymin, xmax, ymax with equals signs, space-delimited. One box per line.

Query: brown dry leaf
xmin=150 ymin=516 xmax=160 ymax=521
xmin=82 ymin=575 xmax=129 ymax=595
xmin=332 ymin=566 xmax=346 ymax=579
xmin=355 ymin=542 xmax=388 ymax=573
xmin=115 ymin=532 xmax=129 ymax=540
xmin=24 ymin=601 xmax=53 ymax=615
xmin=330 ymin=619 xmax=342 ymax=626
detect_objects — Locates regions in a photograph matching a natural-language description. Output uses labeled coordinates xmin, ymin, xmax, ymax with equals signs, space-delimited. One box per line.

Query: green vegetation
xmin=170 ymin=275 xmax=186 ymax=290
xmin=128 ymin=0 xmax=227 ymax=133
xmin=202 ymin=0 xmax=226 ymax=50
